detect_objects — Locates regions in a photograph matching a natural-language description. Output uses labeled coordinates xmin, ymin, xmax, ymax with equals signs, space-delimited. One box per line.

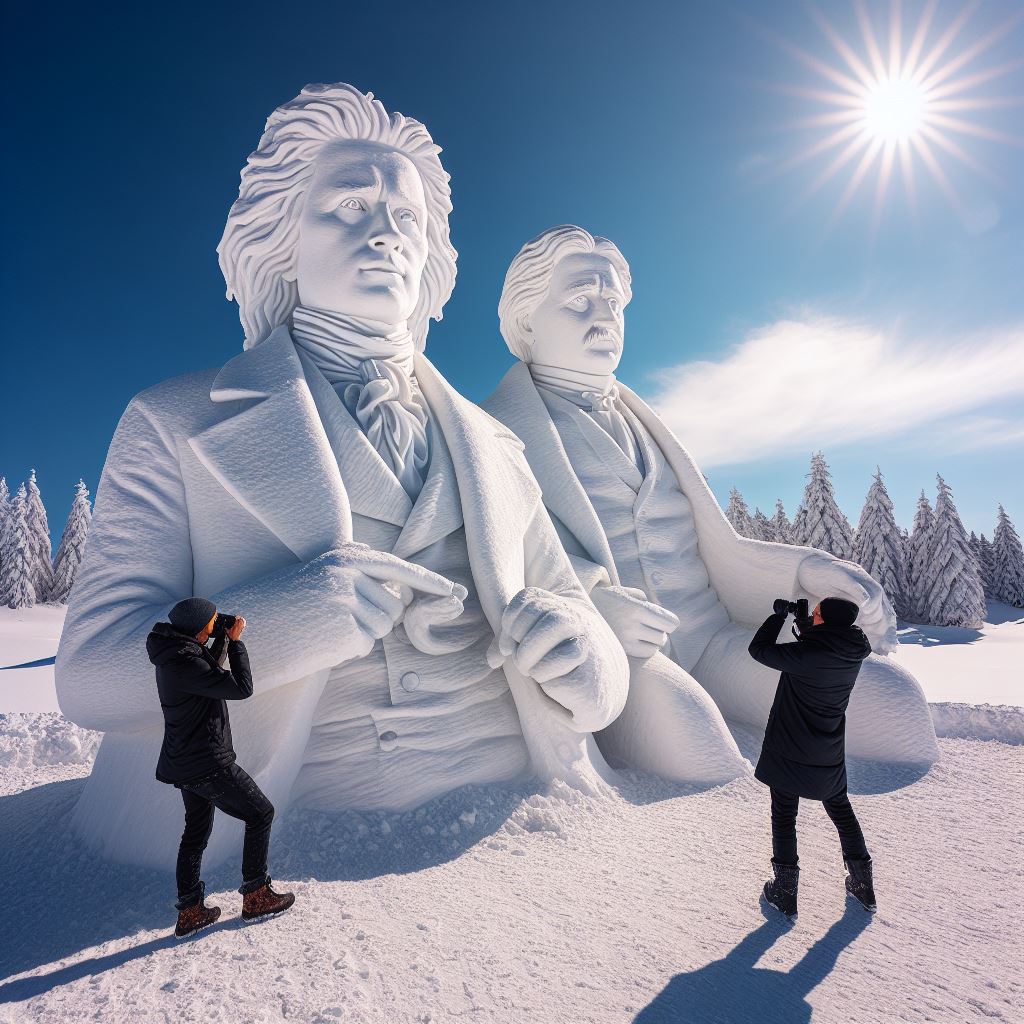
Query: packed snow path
xmin=1 ymin=727 xmax=1020 ymax=1023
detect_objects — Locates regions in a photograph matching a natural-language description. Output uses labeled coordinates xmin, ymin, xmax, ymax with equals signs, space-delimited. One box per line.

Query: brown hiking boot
xmin=174 ymin=901 xmax=221 ymax=939
xmin=241 ymin=879 xmax=295 ymax=922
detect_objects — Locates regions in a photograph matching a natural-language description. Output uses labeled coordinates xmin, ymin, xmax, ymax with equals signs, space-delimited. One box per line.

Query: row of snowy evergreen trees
xmin=0 ymin=473 xmax=92 ymax=609
xmin=724 ymin=452 xmax=1024 ymax=628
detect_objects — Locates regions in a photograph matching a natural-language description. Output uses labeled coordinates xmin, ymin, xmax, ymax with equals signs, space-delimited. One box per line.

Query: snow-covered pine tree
xmin=990 ymin=505 xmax=1024 ymax=608
xmin=978 ymin=533 xmax=996 ymax=597
xmin=49 ymin=480 xmax=93 ymax=605
xmin=725 ymin=488 xmax=755 ymax=538
xmin=24 ymin=469 xmax=54 ymax=602
xmin=792 ymin=452 xmax=855 ymax=559
xmin=3 ymin=486 xmax=37 ymax=609
xmin=0 ymin=477 xmax=10 ymax=589
xmin=751 ymin=507 xmax=773 ymax=542
xmin=924 ymin=475 xmax=986 ymax=627
xmin=906 ymin=492 xmax=935 ymax=622
xmin=771 ymin=498 xmax=793 ymax=544
xmin=854 ymin=468 xmax=909 ymax=617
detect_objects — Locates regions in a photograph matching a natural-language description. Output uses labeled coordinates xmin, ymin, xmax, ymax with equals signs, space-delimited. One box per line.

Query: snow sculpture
xmin=56 ymin=86 xmax=629 ymax=871
xmin=484 ymin=226 xmax=939 ymax=766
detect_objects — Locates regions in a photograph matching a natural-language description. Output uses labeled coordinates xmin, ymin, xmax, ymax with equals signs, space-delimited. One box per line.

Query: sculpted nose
xmin=369 ymin=205 xmax=403 ymax=253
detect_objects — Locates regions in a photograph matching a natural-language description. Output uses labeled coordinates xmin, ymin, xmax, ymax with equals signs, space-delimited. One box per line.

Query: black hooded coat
xmin=748 ymin=611 xmax=872 ymax=799
xmin=146 ymin=621 xmax=253 ymax=786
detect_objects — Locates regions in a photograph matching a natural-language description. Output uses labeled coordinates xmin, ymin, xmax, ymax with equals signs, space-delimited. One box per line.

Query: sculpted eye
xmin=609 ymin=297 xmax=622 ymax=314
xmin=338 ymin=197 xmax=365 ymax=211
xmin=396 ymin=208 xmax=418 ymax=223
xmin=568 ymin=294 xmax=590 ymax=310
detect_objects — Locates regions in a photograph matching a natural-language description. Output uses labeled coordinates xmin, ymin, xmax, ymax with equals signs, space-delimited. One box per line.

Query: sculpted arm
xmin=56 ymin=396 xmax=201 ymax=732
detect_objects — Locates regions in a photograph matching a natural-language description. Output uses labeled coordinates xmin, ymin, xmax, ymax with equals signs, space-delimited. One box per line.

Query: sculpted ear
xmin=519 ymin=313 xmax=533 ymax=337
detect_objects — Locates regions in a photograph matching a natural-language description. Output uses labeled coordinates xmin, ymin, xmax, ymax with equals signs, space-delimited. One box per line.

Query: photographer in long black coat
xmin=748 ymin=597 xmax=876 ymax=922
xmin=148 ymin=597 xmax=295 ymax=938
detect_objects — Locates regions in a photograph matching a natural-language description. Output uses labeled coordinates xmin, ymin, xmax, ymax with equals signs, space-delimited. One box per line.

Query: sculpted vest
xmin=540 ymin=389 xmax=730 ymax=672
xmin=289 ymin=353 xmax=529 ymax=812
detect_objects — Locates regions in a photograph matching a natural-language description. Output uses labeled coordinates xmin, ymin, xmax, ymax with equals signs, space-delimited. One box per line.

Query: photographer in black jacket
xmin=148 ymin=597 xmax=295 ymax=938
xmin=748 ymin=596 xmax=876 ymax=923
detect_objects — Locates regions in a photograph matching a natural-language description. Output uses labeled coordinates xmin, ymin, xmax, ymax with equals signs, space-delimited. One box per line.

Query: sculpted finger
xmin=634 ymin=624 xmax=670 ymax=646
xmin=355 ymin=577 xmax=406 ymax=620
xmin=529 ymin=637 xmax=589 ymax=685
xmin=638 ymin=603 xmax=680 ymax=632
xmin=351 ymin=599 xmax=394 ymax=640
xmin=361 ymin=553 xmax=462 ymax=599
xmin=512 ymin=609 xmax=577 ymax=676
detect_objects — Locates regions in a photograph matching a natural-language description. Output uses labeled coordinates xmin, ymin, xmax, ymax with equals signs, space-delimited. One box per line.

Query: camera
xmin=211 ymin=613 xmax=237 ymax=638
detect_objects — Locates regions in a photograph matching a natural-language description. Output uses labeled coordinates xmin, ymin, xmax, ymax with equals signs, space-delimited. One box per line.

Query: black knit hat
xmin=168 ymin=597 xmax=217 ymax=636
xmin=819 ymin=597 xmax=859 ymax=627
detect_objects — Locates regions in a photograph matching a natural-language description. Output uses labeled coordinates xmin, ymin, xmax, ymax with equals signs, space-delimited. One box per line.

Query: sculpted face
xmin=296 ymin=140 xmax=429 ymax=324
xmin=526 ymin=252 xmax=627 ymax=373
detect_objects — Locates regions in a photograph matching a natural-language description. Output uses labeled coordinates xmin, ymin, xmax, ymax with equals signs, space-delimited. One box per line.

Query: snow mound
xmin=0 ymin=712 xmax=102 ymax=769
xmin=929 ymin=703 xmax=1024 ymax=745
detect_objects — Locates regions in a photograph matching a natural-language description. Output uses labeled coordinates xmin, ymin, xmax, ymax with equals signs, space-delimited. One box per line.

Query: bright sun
xmin=763 ymin=1 xmax=1023 ymax=227
xmin=862 ymin=77 xmax=927 ymax=142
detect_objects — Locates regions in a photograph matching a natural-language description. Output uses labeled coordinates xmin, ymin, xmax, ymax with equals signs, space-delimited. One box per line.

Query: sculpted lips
xmin=359 ymin=262 xmax=405 ymax=280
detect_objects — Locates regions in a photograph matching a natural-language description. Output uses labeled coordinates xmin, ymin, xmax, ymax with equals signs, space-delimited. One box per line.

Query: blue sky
xmin=2 ymin=0 xmax=1021 ymax=543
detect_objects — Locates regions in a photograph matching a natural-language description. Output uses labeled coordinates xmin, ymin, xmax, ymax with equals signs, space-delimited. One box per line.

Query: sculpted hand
xmin=304 ymin=543 xmax=463 ymax=663
xmin=590 ymin=585 xmax=679 ymax=659
xmin=797 ymin=551 xmax=898 ymax=654
xmin=487 ymin=587 xmax=619 ymax=732
xmin=402 ymin=588 xmax=475 ymax=656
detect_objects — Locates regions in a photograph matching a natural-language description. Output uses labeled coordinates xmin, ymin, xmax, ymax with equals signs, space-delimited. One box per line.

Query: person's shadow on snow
xmin=634 ymin=902 xmax=871 ymax=1024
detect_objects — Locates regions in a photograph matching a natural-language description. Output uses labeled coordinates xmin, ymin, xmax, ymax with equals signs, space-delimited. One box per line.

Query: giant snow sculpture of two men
xmin=484 ymin=225 xmax=939 ymax=768
xmin=55 ymin=86 xmax=631 ymax=870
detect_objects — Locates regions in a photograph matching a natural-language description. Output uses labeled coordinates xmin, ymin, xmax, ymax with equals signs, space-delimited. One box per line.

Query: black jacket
xmin=147 ymin=621 xmax=254 ymax=786
xmin=748 ymin=612 xmax=871 ymax=799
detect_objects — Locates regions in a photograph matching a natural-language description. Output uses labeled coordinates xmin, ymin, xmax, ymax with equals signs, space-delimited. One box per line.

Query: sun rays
xmin=761 ymin=0 xmax=1023 ymax=229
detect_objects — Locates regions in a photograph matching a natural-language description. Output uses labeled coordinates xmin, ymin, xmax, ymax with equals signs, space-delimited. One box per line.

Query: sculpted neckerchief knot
xmin=291 ymin=305 xmax=429 ymax=500
xmin=580 ymin=385 xmax=643 ymax=468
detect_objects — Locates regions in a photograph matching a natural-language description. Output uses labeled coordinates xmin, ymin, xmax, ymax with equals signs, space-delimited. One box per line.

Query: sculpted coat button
xmin=400 ymin=671 xmax=420 ymax=692
xmin=650 ymin=571 xmax=664 ymax=586
xmin=379 ymin=730 xmax=399 ymax=751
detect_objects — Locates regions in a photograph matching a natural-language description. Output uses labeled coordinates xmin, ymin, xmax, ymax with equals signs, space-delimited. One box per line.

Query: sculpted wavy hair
xmin=498 ymin=225 xmax=633 ymax=362
xmin=218 ymin=83 xmax=458 ymax=351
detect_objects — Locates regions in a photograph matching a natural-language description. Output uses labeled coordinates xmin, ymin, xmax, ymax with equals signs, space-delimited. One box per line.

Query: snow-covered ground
xmin=0 ymin=713 xmax=1020 ymax=1023
xmin=892 ymin=602 xmax=1024 ymax=706
xmin=0 ymin=606 xmax=66 ymax=713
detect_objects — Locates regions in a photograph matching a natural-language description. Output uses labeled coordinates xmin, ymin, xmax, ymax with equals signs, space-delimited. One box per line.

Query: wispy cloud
xmin=644 ymin=315 xmax=1024 ymax=468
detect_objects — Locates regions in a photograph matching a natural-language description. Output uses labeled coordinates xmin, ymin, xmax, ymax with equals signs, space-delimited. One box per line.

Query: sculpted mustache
xmin=584 ymin=326 xmax=621 ymax=347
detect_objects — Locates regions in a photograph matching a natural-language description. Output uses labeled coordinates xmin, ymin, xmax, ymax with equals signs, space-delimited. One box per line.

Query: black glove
xmin=772 ymin=599 xmax=790 ymax=616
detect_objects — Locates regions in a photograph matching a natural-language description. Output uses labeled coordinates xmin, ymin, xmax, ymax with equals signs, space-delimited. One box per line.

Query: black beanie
xmin=819 ymin=597 xmax=859 ymax=627
xmin=168 ymin=597 xmax=217 ymax=636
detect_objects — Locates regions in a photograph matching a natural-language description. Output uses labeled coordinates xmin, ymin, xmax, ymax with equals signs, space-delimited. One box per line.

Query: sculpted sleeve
xmin=56 ymin=395 xmax=196 ymax=732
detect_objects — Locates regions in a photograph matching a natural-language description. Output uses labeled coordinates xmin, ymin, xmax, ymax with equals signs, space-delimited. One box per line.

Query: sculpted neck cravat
xmin=291 ymin=305 xmax=429 ymax=500
xmin=530 ymin=364 xmax=643 ymax=472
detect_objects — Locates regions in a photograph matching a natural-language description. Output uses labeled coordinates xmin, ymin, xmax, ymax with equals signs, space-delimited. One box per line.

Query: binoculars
xmin=774 ymin=598 xmax=809 ymax=620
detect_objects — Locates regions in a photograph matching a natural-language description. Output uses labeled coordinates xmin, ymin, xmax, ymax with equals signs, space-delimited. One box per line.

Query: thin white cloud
xmin=644 ymin=315 xmax=1024 ymax=468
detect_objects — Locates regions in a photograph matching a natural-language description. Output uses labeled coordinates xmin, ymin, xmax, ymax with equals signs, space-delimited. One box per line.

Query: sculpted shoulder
xmin=122 ymin=364 xmax=227 ymax=438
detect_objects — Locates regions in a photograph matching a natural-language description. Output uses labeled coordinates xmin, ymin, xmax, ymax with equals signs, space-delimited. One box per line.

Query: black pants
xmin=175 ymin=762 xmax=275 ymax=909
xmin=770 ymin=787 xmax=869 ymax=865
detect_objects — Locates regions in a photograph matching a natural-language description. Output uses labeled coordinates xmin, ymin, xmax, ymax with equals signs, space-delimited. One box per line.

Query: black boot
xmin=762 ymin=859 xmax=799 ymax=922
xmin=845 ymin=857 xmax=876 ymax=912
